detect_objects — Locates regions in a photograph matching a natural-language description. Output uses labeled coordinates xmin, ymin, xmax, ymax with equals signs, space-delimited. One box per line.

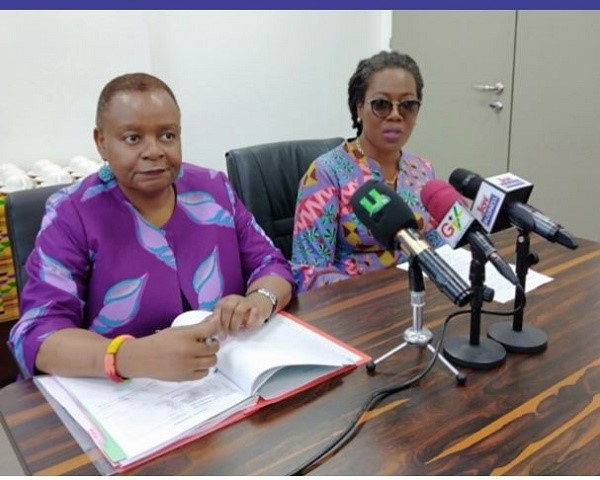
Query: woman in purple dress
xmin=9 ymin=73 xmax=294 ymax=382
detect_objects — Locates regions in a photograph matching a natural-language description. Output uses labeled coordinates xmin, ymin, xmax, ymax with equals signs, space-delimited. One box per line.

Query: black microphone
xmin=421 ymin=179 xmax=520 ymax=286
xmin=350 ymin=180 xmax=472 ymax=307
xmin=449 ymin=168 xmax=578 ymax=250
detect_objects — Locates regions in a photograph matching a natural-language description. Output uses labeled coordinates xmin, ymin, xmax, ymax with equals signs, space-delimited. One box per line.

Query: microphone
xmin=449 ymin=168 xmax=578 ymax=250
xmin=421 ymin=179 xmax=520 ymax=286
xmin=350 ymin=180 xmax=472 ymax=307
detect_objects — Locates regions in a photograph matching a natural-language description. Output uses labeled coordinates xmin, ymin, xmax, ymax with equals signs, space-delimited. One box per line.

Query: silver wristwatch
xmin=247 ymin=287 xmax=278 ymax=321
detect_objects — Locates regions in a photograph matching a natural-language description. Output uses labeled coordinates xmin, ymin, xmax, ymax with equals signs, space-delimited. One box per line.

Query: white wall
xmin=0 ymin=12 xmax=152 ymax=165
xmin=0 ymin=11 xmax=389 ymax=173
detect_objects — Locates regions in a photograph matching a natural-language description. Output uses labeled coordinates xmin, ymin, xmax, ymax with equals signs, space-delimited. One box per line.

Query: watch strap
xmin=247 ymin=287 xmax=278 ymax=321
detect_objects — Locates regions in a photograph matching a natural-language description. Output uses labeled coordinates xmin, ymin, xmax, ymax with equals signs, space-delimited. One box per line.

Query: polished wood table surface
xmin=1 ymin=230 xmax=599 ymax=475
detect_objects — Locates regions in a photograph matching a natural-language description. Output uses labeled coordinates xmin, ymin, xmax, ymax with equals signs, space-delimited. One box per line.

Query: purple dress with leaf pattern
xmin=9 ymin=163 xmax=293 ymax=377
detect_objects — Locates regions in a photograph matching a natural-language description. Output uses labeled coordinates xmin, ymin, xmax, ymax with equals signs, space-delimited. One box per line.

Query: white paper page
xmin=217 ymin=313 xmax=362 ymax=396
xmin=51 ymin=372 xmax=252 ymax=463
xmin=397 ymin=244 xmax=553 ymax=303
xmin=35 ymin=376 xmax=98 ymax=439
xmin=257 ymin=364 xmax=340 ymax=400
xmin=171 ymin=309 xmax=212 ymax=327
xmin=172 ymin=311 xmax=361 ymax=398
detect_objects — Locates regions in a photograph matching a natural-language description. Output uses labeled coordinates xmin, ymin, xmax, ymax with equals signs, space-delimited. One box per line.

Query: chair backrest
xmin=226 ymin=137 xmax=343 ymax=260
xmin=5 ymin=184 xmax=69 ymax=298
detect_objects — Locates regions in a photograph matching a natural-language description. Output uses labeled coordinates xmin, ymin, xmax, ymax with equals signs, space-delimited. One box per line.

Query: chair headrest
xmin=225 ymin=137 xmax=344 ymax=259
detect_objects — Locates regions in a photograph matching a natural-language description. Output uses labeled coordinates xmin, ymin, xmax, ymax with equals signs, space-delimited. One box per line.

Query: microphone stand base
xmin=443 ymin=336 xmax=506 ymax=370
xmin=366 ymin=336 xmax=467 ymax=385
xmin=487 ymin=322 xmax=547 ymax=353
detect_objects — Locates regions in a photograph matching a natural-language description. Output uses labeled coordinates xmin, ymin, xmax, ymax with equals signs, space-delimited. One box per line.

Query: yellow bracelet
xmin=104 ymin=334 xmax=134 ymax=383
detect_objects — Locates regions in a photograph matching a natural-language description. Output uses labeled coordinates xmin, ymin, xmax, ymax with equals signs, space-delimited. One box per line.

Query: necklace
xmin=384 ymin=174 xmax=398 ymax=188
xmin=354 ymin=137 xmax=399 ymax=188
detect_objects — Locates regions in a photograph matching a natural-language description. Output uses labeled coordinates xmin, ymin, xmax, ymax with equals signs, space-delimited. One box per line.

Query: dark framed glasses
xmin=367 ymin=98 xmax=421 ymax=119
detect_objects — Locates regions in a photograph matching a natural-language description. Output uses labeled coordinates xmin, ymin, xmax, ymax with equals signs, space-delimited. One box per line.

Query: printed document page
xmin=37 ymin=372 xmax=253 ymax=465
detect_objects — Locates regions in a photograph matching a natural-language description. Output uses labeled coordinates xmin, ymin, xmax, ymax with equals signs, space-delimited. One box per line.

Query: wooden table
xmin=1 ymin=230 xmax=599 ymax=475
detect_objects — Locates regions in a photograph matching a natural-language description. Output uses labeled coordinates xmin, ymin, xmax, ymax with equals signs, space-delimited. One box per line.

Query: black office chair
xmin=225 ymin=137 xmax=344 ymax=260
xmin=2 ymin=184 xmax=69 ymax=383
xmin=5 ymin=184 xmax=70 ymax=298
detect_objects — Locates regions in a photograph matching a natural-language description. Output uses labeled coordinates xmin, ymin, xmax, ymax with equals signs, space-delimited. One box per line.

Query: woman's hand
xmin=118 ymin=319 xmax=220 ymax=382
xmin=212 ymin=293 xmax=272 ymax=335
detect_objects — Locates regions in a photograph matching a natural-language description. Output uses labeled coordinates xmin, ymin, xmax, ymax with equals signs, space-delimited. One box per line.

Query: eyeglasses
xmin=367 ymin=98 xmax=421 ymax=119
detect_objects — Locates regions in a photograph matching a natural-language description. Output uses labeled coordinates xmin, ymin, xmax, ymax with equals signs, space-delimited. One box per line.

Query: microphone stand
xmin=366 ymin=258 xmax=467 ymax=385
xmin=487 ymin=229 xmax=548 ymax=352
xmin=443 ymin=246 xmax=507 ymax=369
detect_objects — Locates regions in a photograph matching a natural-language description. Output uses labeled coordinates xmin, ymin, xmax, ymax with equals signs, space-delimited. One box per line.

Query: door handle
xmin=473 ymin=81 xmax=504 ymax=94
xmin=489 ymin=101 xmax=503 ymax=112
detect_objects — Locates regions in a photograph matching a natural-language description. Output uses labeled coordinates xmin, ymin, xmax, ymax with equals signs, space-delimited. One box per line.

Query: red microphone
xmin=421 ymin=179 xmax=520 ymax=286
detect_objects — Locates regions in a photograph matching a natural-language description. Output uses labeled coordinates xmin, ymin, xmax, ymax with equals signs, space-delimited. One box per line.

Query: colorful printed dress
xmin=9 ymin=163 xmax=294 ymax=377
xmin=291 ymin=140 xmax=444 ymax=292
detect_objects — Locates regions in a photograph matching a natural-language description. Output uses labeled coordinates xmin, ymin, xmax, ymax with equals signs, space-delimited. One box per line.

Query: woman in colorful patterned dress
xmin=292 ymin=51 xmax=444 ymax=292
xmin=9 ymin=73 xmax=293 ymax=381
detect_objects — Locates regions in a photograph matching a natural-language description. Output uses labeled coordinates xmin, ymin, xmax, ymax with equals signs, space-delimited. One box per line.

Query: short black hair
xmin=347 ymin=51 xmax=424 ymax=135
xmin=96 ymin=72 xmax=179 ymax=129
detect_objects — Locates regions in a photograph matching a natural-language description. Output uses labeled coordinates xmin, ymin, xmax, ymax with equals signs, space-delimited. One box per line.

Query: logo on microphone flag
xmin=437 ymin=201 xmax=474 ymax=248
xmin=359 ymin=188 xmax=390 ymax=216
xmin=487 ymin=172 xmax=532 ymax=192
xmin=472 ymin=181 xmax=506 ymax=232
